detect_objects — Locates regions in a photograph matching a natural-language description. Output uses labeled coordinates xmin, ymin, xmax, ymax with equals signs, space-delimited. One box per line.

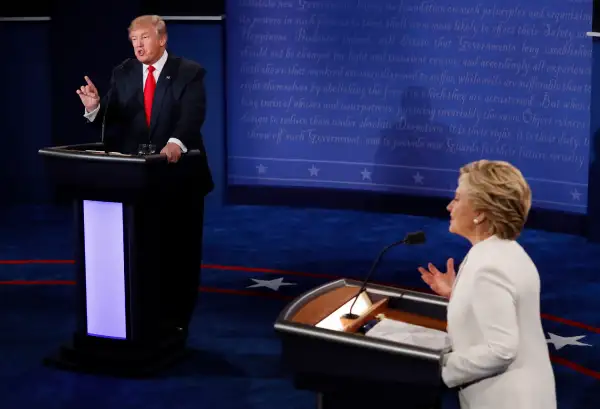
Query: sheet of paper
xmin=84 ymin=150 xmax=132 ymax=157
xmin=365 ymin=318 xmax=451 ymax=351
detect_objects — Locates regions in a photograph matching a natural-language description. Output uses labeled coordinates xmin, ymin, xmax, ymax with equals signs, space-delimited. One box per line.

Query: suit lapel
xmin=450 ymin=254 xmax=469 ymax=300
xmin=149 ymin=57 xmax=176 ymax=135
xmin=130 ymin=62 xmax=144 ymax=109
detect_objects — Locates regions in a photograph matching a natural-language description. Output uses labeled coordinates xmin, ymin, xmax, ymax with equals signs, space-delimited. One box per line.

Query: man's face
xmin=129 ymin=25 xmax=166 ymax=65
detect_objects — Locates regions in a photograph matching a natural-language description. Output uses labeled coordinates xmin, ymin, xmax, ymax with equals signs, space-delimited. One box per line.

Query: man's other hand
xmin=161 ymin=142 xmax=182 ymax=163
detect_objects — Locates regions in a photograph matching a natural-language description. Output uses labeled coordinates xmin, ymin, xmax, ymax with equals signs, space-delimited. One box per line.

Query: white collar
xmin=144 ymin=49 xmax=168 ymax=73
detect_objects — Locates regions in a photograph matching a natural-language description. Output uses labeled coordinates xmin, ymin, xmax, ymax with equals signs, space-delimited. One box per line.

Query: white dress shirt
xmin=83 ymin=50 xmax=187 ymax=152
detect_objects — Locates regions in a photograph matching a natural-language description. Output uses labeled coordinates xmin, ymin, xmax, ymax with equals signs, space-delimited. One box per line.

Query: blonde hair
xmin=459 ymin=160 xmax=532 ymax=240
xmin=128 ymin=15 xmax=167 ymax=38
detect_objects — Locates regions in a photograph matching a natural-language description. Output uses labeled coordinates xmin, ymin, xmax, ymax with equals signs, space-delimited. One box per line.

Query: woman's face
xmin=447 ymin=181 xmax=481 ymax=240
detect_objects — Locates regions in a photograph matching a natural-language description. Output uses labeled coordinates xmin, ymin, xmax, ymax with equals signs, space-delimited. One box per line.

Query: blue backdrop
xmin=168 ymin=22 xmax=226 ymax=210
xmin=225 ymin=0 xmax=592 ymax=214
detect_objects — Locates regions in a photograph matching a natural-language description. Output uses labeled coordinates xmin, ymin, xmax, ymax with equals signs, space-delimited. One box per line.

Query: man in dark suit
xmin=76 ymin=15 xmax=213 ymax=341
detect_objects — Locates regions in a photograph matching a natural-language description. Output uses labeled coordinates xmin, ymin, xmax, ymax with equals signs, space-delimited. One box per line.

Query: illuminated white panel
xmin=315 ymin=291 xmax=372 ymax=331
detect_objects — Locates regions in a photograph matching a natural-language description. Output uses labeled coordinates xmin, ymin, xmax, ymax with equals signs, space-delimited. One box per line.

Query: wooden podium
xmin=275 ymin=279 xmax=450 ymax=409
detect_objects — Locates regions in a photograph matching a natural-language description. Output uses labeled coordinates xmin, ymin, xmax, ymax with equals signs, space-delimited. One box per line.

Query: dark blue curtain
xmin=49 ymin=1 xmax=141 ymax=146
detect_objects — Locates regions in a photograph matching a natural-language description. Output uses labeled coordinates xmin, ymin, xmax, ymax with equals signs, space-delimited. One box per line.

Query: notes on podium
xmin=365 ymin=319 xmax=451 ymax=351
xmin=84 ymin=150 xmax=133 ymax=157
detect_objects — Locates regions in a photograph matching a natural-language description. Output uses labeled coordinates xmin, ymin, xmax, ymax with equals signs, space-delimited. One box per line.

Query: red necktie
xmin=144 ymin=65 xmax=156 ymax=126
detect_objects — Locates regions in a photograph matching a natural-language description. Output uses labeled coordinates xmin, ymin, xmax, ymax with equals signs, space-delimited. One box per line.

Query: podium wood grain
xmin=290 ymin=286 xmax=447 ymax=332
xmin=291 ymin=287 xmax=359 ymax=325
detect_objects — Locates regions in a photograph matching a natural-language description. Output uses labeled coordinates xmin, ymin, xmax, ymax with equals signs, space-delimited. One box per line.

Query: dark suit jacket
xmin=92 ymin=53 xmax=214 ymax=196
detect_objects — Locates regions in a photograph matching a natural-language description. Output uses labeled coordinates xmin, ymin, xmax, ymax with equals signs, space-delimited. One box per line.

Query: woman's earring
xmin=473 ymin=219 xmax=479 ymax=224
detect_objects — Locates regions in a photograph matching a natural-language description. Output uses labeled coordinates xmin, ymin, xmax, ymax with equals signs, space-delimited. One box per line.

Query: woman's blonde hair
xmin=459 ymin=160 xmax=532 ymax=240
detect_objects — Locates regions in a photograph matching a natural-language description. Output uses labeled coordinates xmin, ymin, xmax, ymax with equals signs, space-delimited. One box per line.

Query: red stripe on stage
xmin=202 ymin=264 xmax=427 ymax=292
xmin=203 ymin=264 xmax=600 ymax=333
xmin=542 ymin=314 xmax=600 ymax=335
xmin=0 ymin=259 xmax=74 ymax=264
xmin=0 ymin=279 xmax=292 ymax=300
xmin=550 ymin=355 xmax=600 ymax=380
xmin=202 ymin=263 xmax=342 ymax=279
xmin=1 ymin=259 xmax=600 ymax=333
xmin=199 ymin=286 xmax=293 ymax=300
xmin=0 ymin=280 xmax=75 ymax=285
xmin=0 ymin=271 xmax=598 ymax=380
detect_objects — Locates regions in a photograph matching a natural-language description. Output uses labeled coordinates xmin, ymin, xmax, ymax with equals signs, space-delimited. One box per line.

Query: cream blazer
xmin=442 ymin=235 xmax=556 ymax=409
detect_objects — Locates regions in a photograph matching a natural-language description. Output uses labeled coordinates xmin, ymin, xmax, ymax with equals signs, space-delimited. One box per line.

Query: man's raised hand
xmin=76 ymin=76 xmax=100 ymax=112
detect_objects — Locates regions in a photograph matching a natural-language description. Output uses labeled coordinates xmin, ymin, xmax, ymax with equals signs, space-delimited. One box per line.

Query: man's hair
xmin=128 ymin=15 xmax=167 ymax=38
xmin=459 ymin=160 xmax=532 ymax=240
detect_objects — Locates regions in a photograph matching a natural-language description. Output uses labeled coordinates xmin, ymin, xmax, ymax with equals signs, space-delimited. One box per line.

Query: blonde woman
xmin=418 ymin=160 xmax=556 ymax=409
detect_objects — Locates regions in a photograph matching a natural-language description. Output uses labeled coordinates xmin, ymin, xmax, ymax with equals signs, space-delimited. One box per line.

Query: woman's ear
xmin=474 ymin=213 xmax=486 ymax=224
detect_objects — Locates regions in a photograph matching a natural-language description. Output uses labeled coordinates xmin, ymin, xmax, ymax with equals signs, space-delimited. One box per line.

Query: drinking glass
xmin=137 ymin=143 xmax=156 ymax=156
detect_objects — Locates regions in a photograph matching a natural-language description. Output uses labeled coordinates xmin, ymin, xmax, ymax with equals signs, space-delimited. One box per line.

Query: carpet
xmin=0 ymin=204 xmax=598 ymax=408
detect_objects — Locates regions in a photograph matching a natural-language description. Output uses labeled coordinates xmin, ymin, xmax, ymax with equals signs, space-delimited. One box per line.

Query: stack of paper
xmin=365 ymin=319 xmax=451 ymax=351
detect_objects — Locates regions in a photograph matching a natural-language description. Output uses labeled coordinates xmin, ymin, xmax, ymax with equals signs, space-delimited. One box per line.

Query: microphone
xmin=100 ymin=86 xmax=114 ymax=154
xmin=100 ymin=59 xmax=129 ymax=154
xmin=343 ymin=230 xmax=426 ymax=319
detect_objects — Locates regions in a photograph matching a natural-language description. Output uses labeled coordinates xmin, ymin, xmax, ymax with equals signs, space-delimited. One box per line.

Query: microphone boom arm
xmin=342 ymin=231 xmax=426 ymax=319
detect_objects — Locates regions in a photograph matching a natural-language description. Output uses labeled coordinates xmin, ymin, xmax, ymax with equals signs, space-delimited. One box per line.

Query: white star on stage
xmin=413 ymin=172 xmax=424 ymax=184
xmin=247 ymin=277 xmax=296 ymax=291
xmin=570 ymin=189 xmax=581 ymax=201
xmin=361 ymin=168 xmax=372 ymax=181
xmin=308 ymin=164 xmax=320 ymax=176
xmin=546 ymin=332 xmax=592 ymax=350
xmin=256 ymin=164 xmax=268 ymax=174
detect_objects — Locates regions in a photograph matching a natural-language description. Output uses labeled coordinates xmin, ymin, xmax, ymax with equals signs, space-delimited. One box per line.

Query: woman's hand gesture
xmin=418 ymin=258 xmax=456 ymax=298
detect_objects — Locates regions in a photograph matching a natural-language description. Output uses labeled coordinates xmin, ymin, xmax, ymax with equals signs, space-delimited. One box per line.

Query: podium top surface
xmin=277 ymin=278 xmax=447 ymax=324
xmin=275 ymin=279 xmax=449 ymax=360
xmin=38 ymin=143 xmax=204 ymax=165
xmin=38 ymin=142 xmax=212 ymax=199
